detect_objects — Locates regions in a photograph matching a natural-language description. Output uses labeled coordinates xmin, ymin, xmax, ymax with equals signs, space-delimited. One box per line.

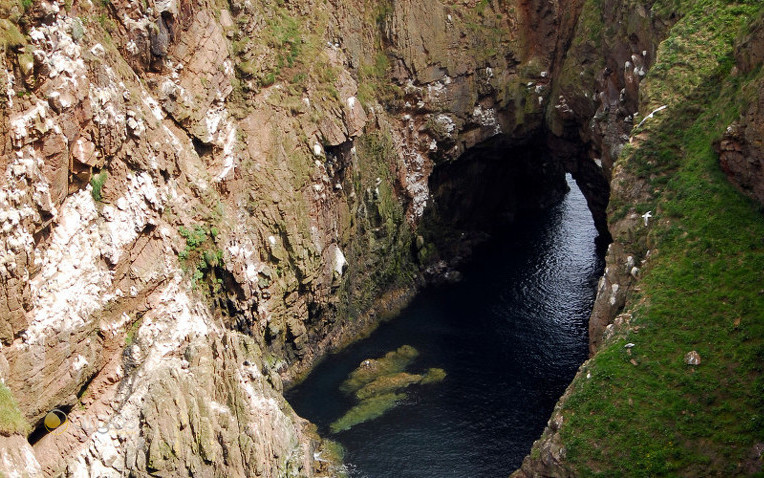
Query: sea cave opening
xmin=421 ymin=132 xmax=611 ymax=263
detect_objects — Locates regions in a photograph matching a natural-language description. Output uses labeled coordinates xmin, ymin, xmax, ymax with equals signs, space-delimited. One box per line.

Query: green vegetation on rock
xmin=0 ymin=383 xmax=29 ymax=436
xmin=0 ymin=19 xmax=25 ymax=52
xmin=90 ymin=170 xmax=108 ymax=201
xmin=124 ymin=314 xmax=143 ymax=346
xmin=0 ymin=0 xmax=26 ymax=57
xmin=331 ymin=345 xmax=445 ymax=434
xmin=178 ymin=224 xmax=224 ymax=291
xmin=336 ymin=127 xmax=418 ymax=323
xmin=357 ymin=52 xmax=397 ymax=107
xmin=559 ymin=2 xmax=764 ymax=475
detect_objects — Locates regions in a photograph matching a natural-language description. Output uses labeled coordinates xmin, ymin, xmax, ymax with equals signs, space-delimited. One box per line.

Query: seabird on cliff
xmin=642 ymin=211 xmax=652 ymax=227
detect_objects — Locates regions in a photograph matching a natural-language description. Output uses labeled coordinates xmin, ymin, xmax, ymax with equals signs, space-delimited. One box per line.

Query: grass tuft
xmin=90 ymin=170 xmax=107 ymax=202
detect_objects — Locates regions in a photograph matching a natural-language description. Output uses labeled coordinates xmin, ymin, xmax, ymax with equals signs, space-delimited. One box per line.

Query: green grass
xmin=356 ymin=52 xmax=394 ymax=106
xmin=124 ymin=315 xmax=143 ymax=346
xmin=0 ymin=383 xmax=29 ymax=436
xmin=559 ymin=2 xmax=764 ymax=476
xmin=90 ymin=170 xmax=108 ymax=201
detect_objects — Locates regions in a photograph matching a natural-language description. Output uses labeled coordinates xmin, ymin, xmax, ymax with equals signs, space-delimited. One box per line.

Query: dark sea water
xmin=286 ymin=175 xmax=605 ymax=478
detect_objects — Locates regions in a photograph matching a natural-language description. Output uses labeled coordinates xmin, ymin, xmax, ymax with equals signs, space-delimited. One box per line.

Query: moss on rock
xmin=331 ymin=345 xmax=446 ymax=434
xmin=339 ymin=345 xmax=419 ymax=394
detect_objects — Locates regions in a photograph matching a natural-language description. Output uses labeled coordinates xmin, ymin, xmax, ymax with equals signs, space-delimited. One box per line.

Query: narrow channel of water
xmin=286 ymin=175 xmax=605 ymax=477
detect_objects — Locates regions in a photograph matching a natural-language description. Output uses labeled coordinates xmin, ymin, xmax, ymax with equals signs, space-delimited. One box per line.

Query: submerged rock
xmin=330 ymin=392 xmax=407 ymax=434
xmin=355 ymin=372 xmax=423 ymax=400
xmin=339 ymin=344 xmax=419 ymax=394
xmin=421 ymin=367 xmax=447 ymax=384
xmin=331 ymin=345 xmax=445 ymax=433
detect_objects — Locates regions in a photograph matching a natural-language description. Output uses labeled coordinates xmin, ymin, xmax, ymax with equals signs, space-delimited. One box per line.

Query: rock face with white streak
xmin=0 ymin=0 xmax=632 ymax=475
xmin=55 ymin=279 xmax=313 ymax=477
xmin=0 ymin=435 xmax=41 ymax=478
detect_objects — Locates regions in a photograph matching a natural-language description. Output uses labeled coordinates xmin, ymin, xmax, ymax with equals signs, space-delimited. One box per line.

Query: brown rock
xmin=71 ymin=136 xmax=98 ymax=167
xmin=345 ymin=97 xmax=367 ymax=138
xmin=735 ymin=15 xmax=764 ymax=75
xmin=318 ymin=115 xmax=348 ymax=147
xmin=715 ymin=113 xmax=764 ymax=205
xmin=41 ymin=134 xmax=70 ymax=205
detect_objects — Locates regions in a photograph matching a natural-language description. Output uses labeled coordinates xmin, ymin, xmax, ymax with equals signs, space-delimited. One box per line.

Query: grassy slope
xmin=560 ymin=1 xmax=763 ymax=476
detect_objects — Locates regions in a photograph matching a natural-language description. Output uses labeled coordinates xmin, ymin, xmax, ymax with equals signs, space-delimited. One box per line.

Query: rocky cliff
xmin=0 ymin=0 xmax=586 ymax=475
xmin=1 ymin=0 xmax=761 ymax=476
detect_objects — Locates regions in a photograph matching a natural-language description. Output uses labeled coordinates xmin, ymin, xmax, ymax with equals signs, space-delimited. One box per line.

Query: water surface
xmin=287 ymin=175 xmax=604 ymax=477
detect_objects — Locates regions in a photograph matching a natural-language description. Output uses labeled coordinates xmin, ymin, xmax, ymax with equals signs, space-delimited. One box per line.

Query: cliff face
xmin=1 ymin=0 xmax=761 ymax=475
xmin=0 ymin=0 xmax=583 ymax=475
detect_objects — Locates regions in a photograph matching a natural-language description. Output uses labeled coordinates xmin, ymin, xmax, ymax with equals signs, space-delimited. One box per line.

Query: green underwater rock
xmin=421 ymin=367 xmax=447 ymax=384
xmin=339 ymin=344 xmax=419 ymax=394
xmin=330 ymin=392 xmax=406 ymax=434
xmin=355 ymin=372 xmax=423 ymax=400
xmin=330 ymin=345 xmax=446 ymax=433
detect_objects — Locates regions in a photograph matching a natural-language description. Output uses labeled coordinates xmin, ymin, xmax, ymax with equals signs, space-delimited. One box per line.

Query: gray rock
xmin=150 ymin=16 xmax=170 ymax=57
xmin=71 ymin=18 xmax=84 ymax=42
xmin=684 ymin=350 xmax=701 ymax=365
